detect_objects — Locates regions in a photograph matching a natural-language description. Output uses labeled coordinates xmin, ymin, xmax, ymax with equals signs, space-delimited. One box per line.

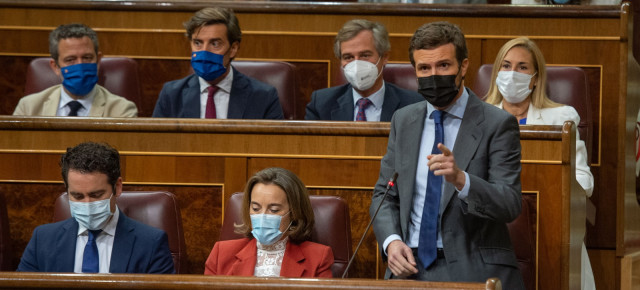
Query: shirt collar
xmin=351 ymin=81 xmax=386 ymax=109
xmin=77 ymin=206 xmax=119 ymax=237
xmin=426 ymin=86 xmax=469 ymax=119
xmin=59 ymin=86 xmax=96 ymax=110
xmin=198 ymin=66 xmax=234 ymax=94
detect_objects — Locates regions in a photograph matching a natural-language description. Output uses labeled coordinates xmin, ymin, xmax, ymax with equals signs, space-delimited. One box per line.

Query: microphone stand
xmin=341 ymin=172 xmax=398 ymax=278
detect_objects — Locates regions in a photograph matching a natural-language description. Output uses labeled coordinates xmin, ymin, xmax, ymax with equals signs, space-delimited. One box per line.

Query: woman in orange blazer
xmin=204 ymin=167 xmax=334 ymax=278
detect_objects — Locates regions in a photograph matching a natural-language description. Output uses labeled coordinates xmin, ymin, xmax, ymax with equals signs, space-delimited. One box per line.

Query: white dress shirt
xmin=351 ymin=82 xmax=385 ymax=122
xmin=198 ymin=68 xmax=234 ymax=119
xmin=73 ymin=207 xmax=119 ymax=273
xmin=56 ymin=86 xmax=96 ymax=116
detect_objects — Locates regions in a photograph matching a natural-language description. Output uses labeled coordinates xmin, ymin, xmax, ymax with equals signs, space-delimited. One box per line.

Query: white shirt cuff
xmin=456 ymin=172 xmax=471 ymax=200
xmin=382 ymin=234 xmax=402 ymax=256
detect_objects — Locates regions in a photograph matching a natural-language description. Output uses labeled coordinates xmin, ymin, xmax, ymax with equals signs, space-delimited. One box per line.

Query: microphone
xmin=341 ymin=172 xmax=398 ymax=278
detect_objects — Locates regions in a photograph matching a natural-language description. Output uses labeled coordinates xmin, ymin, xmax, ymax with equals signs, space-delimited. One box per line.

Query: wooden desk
xmin=0 ymin=272 xmax=501 ymax=290
xmin=0 ymin=117 xmax=583 ymax=289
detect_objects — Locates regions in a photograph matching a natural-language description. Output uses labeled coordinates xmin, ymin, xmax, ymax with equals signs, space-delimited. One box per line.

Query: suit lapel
xmin=331 ymin=89 xmax=354 ymax=121
xmin=110 ymin=212 xmax=135 ymax=273
xmin=182 ymin=75 xmax=202 ymax=118
xmin=380 ymin=84 xmax=400 ymax=121
xmin=43 ymin=86 xmax=62 ymax=116
xmin=280 ymin=241 xmax=305 ymax=277
xmin=230 ymin=239 xmax=258 ymax=276
xmin=56 ymin=219 xmax=79 ymax=272
xmin=227 ymin=68 xmax=250 ymax=119
xmin=441 ymin=91 xmax=484 ymax=214
xmin=88 ymin=87 xmax=106 ymax=117
xmin=400 ymin=102 xmax=428 ymax=238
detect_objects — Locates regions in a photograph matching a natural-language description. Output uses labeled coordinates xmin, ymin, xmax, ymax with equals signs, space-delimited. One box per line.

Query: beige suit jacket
xmin=13 ymin=84 xmax=138 ymax=117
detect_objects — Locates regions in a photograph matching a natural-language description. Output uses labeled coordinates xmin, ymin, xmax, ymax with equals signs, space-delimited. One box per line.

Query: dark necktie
xmin=67 ymin=101 xmax=83 ymax=116
xmin=355 ymin=98 xmax=372 ymax=121
xmin=82 ymin=229 xmax=102 ymax=273
xmin=418 ymin=110 xmax=446 ymax=268
xmin=205 ymin=86 xmax=218 ymax=119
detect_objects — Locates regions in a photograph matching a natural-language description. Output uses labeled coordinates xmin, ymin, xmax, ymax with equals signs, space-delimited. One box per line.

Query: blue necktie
xmin=82 ymin=229 xmax=102 ymax=273
xmin=418 ymin=110 xmax=445 ymax=268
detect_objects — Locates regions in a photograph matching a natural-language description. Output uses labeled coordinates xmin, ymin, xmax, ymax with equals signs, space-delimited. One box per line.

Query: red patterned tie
xmin=205 ymin=86 xmax=218 ymax=119
xmin=355 ymin=98 xmax=372 ymax=121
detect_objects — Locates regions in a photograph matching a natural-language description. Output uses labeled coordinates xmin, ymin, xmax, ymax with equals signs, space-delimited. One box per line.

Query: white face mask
xmin=496 ymin=70 xmax=536 ymax=104
xmin=343 ymin=58 xmax=383 ymax=91
xmin=69 ymin=193 xmax=114 ymax=230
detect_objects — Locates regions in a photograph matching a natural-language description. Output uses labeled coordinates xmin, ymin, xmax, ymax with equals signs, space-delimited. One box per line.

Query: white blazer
xmin=498 ymin=102 xmax=596 ymax=290
xmin=499 ymin=103 xmax=594 ymax=197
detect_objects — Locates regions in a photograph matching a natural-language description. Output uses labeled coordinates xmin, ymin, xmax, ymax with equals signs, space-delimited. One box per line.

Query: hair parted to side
xmin=333 ymin=19 xmax=390 ymax=59
xmin=49 ymin=23 xmax=99 ymax=65
xmin=409 ymin=21 xmax=467 ymax=68
xmin=235 ymin=167 xmax=315 ymax=244
xmin=183 ymin=7 xmax=242 ymax=44
xmin=485 ymin=37 xmax=561 ymax=109
xmin=60 ymin=142 xmax=121 ymax=191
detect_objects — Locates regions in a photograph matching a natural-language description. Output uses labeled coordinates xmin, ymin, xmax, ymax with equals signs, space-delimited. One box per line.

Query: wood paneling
xmin=1 ymin=1 xmax=639 ymax=288
xmin=0 ymin=117 xmax=584 ymax=289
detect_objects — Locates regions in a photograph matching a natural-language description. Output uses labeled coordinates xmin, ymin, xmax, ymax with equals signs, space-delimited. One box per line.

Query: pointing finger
xmin=438 ymin=143 xmax=452 ymax=156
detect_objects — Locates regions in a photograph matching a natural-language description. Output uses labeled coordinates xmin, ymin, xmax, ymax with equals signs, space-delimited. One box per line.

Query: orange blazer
xmin=204 ymin=237 xmax=334 ymax=278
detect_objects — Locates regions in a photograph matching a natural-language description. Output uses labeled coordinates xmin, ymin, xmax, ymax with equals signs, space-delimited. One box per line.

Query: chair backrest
xmin=0 ymin=192 xmax=13 ymax=271
xmin=507 ymin=195 xmax=537 ymax=290
xmin=24 ymin=57 xmax=142 ymax=105
xmin=219 ymin=192 xmax=352 ymax=278
xmin=334 ymin=63 xmax=417 ymax=92
xmin=473 ymin=64 xmax=592 ymax=163
xmin=232 ymin=61 xmax=297 ymax=120
xmin=53 ymin=191 xmax=187 ymax=273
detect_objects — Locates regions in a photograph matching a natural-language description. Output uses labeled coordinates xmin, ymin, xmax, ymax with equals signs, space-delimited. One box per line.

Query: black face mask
xmin=417 ymin=70 xmax=462 ymax=108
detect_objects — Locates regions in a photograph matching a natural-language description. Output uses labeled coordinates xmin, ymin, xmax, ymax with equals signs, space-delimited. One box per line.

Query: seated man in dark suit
xmin=305 ymin=19 xmax=422 ymax=121
xmin=152 ymin=7 xmax=284 ymax=119
xmin=17 ymin=142 xmax=174 ymax=274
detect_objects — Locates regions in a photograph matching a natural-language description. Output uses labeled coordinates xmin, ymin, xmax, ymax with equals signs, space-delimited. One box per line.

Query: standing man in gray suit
xmin=370 ymin=22 xmax=525 ymax=289
xmin=305 ymin=19 xmax=423 ymax=122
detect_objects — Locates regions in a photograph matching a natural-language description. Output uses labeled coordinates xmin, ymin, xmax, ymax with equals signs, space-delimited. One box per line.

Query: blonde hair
xmin=485 ymin=37 xmax=561 ymax=109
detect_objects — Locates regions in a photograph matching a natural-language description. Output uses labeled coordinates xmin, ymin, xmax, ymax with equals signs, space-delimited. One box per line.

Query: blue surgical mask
xmin=69 ymin=193 xmax=114 ymax=230
xmin=191 ymin=50 xmax=227 ymax=81
xmin=60 ymin=63 xmax=99 ymax=96
xmin=250 ymin=212 xmax=291 ymax=245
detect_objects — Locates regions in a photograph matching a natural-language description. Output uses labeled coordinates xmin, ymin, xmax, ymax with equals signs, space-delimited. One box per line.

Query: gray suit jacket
xmin=13 ymin=85 xmax=138 ymax=117
xmin=371 ymin=88 xmax=524 ymax=289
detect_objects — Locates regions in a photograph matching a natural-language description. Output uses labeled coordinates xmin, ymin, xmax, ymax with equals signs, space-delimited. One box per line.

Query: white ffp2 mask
xmin=343 ymin=58 xmax=382 ymax=91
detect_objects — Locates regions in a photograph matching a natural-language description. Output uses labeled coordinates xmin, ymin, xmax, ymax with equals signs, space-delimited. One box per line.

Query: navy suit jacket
xmin=304 ymin=82 xmax=423 ymax=121
xmin=17 ymin=211 xmax=175 ymax=274
xmin=152 ymin=68 xmax=284 ymax=119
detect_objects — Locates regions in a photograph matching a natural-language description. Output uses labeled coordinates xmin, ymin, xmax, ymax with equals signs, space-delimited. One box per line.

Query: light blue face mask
xmin=69 ymin=193 xmax=114 ymax=230
xmin=250 ymin=212 xmax=291 ymax=245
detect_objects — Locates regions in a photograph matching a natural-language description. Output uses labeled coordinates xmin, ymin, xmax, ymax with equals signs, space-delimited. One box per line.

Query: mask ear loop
xmin=454 ymin=64 xmax=464 ymax=90
xmin=281 ymin=211 xmax=293 ymax=232
xmin=374 ymin=56 xmax=384 ymax=81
